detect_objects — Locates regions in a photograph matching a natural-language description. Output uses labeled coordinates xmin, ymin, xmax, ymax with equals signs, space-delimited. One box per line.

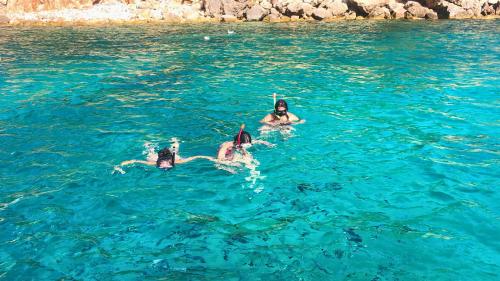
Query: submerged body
xmin=216 ymin=128 xmax=273 ymax=172
xmin=119 ymin=138 xmax=216 ymax=170
xmin=260 ymin=98 xmax=304 ymax=126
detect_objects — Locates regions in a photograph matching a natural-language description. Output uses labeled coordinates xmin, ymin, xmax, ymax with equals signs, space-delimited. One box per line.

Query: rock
xmin=150 ymin=9 xmax=164 ymax=20
xmin=268 ymin=12 xmax=281 ymax=21
xmin=322 ymin=0 xmax=349 ymax=16
xmin=286 ymin=1 xmax=304 ymax=15
xmin=291 ymin=14 xmax=300 ymax=19
xmin=0 ymin=0 xmax=7 ymax=5
xmin=223 ymin=0 xmax=248 ymax=18
xmin=388 ymin=1 xmax=406 ymax=18
xmin=481 ymin=2 xmax=494 ymax=15
xmin=368 ymin=5 xmax=390 ymax=18
xmin=204 ymin=0 xmax=223 ymax=17
xmin=273 ymin=0 xmax=286 ymax=14
xmin=222 ymin=14 xmax=238 ymax=21
xmin=425 ymin=0 xmax=476 ymax=18
xmin=405 ymin=1 xmax=432 ymax=18
xmin=425 ymin=10 xmax=438 ymax=18
xmin=260 ymin=0 xmax=272 ymax=9
xmin=345 ymin=10 xmax=357 ymax=18
xmin=246 ymin=4 xmax=268 ymax=20
xmin=0 ymin=15 xmax=9 ymax=24
xmin=346 ymin=0 xmax=389 ymax=16
xmin=312 ymin=7 xmax=333 ymax=19
xmin=5 ymin=0 xmax=94 ymax=13
xmin=302 ymin=3 xmax=314 ymax=16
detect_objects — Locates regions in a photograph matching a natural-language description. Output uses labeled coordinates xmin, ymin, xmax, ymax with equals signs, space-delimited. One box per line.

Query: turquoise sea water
xmin=0 ymin=21 xmax=499 ymax=280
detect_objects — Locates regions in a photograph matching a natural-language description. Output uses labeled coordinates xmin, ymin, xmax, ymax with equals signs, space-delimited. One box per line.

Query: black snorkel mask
xmin=274 ymin=99 xmax=288 ymax=117
xmin=156 ymin=148 xmax=175 ymax=169
xmin=233 ymin=127 xmax=252 ymax=149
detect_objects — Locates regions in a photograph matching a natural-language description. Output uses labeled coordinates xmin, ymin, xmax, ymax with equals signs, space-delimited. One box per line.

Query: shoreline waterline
xmin=1 ymin=16 xmax=499 ymax=27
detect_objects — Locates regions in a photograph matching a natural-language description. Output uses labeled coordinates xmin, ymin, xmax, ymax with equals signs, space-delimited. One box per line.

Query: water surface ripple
xmin=0 ymin=21 xmax=499 ymax=280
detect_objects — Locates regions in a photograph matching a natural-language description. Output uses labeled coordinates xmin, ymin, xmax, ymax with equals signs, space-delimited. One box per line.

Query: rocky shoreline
xmin=0 ymin=0 xmax=499 ymax=25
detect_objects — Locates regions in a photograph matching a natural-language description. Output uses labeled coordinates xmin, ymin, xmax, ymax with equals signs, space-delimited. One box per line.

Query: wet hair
xmin=233 ymin=131 xmax=252 ymax=147
xmin=274 ymin=99 xmax=289 ymax=119
xmin=156 ymin=147 xmax=175 ymax=168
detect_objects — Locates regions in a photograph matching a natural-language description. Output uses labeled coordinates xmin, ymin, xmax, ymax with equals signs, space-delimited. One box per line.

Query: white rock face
xmin=2 ymin=0 xmax=499 ymax=23
xmin=9 ymin=3 xmax=133 ymax=22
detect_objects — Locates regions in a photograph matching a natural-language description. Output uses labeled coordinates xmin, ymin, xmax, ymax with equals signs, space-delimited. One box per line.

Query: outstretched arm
xmin=253 ymin=140 xmax=275 ymax=147
xmin=177 ymin=155 xmax=218 ymax=164
xmin=120 ymin=160 xmax=156 ymax=166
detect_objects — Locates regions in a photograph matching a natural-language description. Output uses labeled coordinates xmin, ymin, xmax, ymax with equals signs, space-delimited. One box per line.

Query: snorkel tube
xmin=236 ymin=124 xmax=245 ymax=147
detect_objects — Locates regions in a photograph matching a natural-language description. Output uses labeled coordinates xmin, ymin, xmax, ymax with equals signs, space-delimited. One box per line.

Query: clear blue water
xmin=0 ymin=21 xmax=499 ymax=280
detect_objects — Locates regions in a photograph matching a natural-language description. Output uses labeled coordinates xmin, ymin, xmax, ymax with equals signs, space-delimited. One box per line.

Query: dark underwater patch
xmin=345 ymin=228 xmax=363 ymax=244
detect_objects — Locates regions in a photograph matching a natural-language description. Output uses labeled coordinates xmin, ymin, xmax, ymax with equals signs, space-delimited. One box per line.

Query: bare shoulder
xmin=219 ymin=141 xmax=233 ymax=149
xmin=288 ymin=112 xmax=300 ymax=121
xmin=260 ymin=113 xmax=274 ymax=123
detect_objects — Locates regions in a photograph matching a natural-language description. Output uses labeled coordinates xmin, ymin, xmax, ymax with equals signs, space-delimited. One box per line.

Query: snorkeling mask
xmin=274 ymin=99 xmax=288 ymax=117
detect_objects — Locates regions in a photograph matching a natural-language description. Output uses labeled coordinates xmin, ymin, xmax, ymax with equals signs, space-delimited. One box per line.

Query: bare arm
xmin=253 ymin=139 xmax=275 ymax=147
xmin=287 ymin=112 xmax=300 ymax=122
xmin=217 ymin=142 xmax=233 ymax=160
xmin=177 ymin=155 xmax=218 ymax=164
xmin=120 ymin=160 xmax=156 ymax=166
xmin=260 ymin=114 xmax=276 ymax=125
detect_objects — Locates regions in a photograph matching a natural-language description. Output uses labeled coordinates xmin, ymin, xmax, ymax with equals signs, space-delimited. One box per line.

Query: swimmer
xmin=118 ymin=138 xmax=216 ymax=170
xmin=216 ymin=124 xmax=273 ymax=168
xmin=260 ymin=93 xmax=304 ymax=126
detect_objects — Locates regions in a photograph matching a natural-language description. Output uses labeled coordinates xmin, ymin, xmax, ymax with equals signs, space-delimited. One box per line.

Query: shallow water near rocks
xmin=0 ymin=21 xmax=499 ymax=280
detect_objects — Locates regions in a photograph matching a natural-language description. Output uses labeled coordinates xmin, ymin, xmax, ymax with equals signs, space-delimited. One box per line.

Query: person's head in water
xmin=233 ymin=130 xmax=252 ymax=148
xmin=156 ymin=147 xmax=175 ymax=169
xmin=274 ymin=99 xmax=288 ymax=117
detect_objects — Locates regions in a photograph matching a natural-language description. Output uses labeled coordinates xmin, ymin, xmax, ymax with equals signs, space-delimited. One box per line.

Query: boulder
xmin=223 ymin=0 xmax=248 ymax=18
xmin=425 ymin=10 xmax=438 ymax=18
xmin=204 ymin=0 xmax=223 ymax=16
xmin=273 ymin=0 xmax=287 ymax=14
xmin=481 ymin=2 xmax=494 ymax=14
xmin=388 ymin=1 xmax=406 ymax=18
xmin=246 ymin=4 xmax=268 ymax=20
xmin=346 ymin=0 xmax=389 ymax=15
xmin=302 ymin=2 xmax=314 ymax=16
xmin=260 ymin=0 xmax=272 ymax=9
xmin=222 ymin=14 xmax=238 ymax=21
xmin=345 ymin=10 xmax=357 ymax=18
xmin=312 ymin=7 xmax=333 ymax=19
xmin=270 ymin=7 xmax=280 ymax=15
xmin=268 ymin=12 xmax=281 ymax=21
xmin=286 ymin=1 xmax=304 ymax=15
xmin=150 ymin=9 xmax=164 ymax=20
xmin=322 ymin=0 xmax=348 ymax=15
xmin=425 ymin=0 xmax=476 ymax=18
xmin=0 ymin=15 xmax=9 ymax=24
xmin=404 ymin=1 xmax=428 ymax=18
xmin=368 ymin=5 xmax=390 ymax=18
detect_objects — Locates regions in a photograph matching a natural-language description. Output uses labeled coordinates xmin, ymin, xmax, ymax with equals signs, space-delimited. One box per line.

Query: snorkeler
xmin=118 ymin=138 xmax=216 ymax=170
xmin=216 ymin=125 xmax=273 ymax=167
xmin=260 ymin=93 xmax=304 ymax=126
